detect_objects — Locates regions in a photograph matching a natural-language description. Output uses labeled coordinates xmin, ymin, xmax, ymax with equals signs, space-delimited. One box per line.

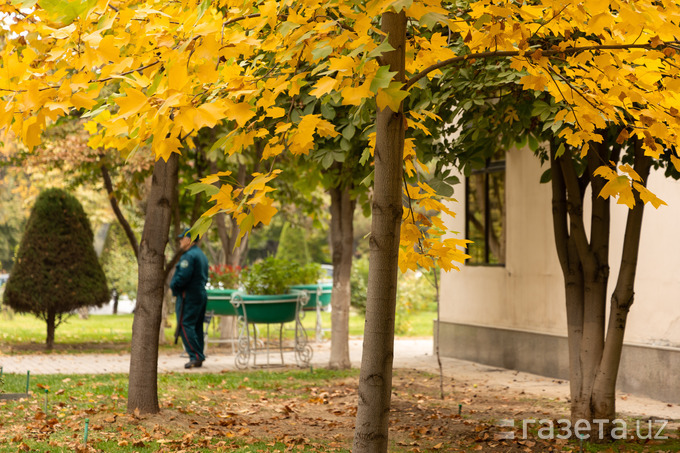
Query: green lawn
xmin=0 ymin=307 xmax=437 ymax=352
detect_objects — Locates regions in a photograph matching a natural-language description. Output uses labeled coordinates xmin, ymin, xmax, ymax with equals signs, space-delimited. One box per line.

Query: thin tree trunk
xmin=353 ymin=11 xmax=406 ymax=452
xmin=128 ymin=155 xmax=178 ymax=415
xmin=158 ymin=289 xmax=171 ymax=345
xmin=328 ymin=184 xmax=355 ymax=369
xmin=46 ymin=308 xmax=56 ymax=350
xmin=556 ymin=145 xmax=610 ymax=423
xmin=550 ymin=143 xmax=586 ymax=408
xmin=592 ymin=140 xmax=650 ymax=421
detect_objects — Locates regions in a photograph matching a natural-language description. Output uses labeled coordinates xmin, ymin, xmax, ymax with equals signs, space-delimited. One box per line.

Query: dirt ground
xmin=111 ymin=368 xmax=678 ymax=452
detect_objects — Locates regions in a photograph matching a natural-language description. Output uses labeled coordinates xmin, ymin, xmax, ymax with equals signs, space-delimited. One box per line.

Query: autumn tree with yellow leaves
xmin=2 ymin=0 xmax=680 ymax=449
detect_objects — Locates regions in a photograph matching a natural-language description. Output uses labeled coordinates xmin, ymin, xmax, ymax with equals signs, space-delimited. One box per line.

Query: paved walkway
xmin=1 ymin=338 xmax=678 ymax=423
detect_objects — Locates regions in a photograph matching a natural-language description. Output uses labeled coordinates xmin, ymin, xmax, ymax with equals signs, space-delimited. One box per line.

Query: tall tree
xmin=3 ymin=0 xmax=680 ymax=446
xmin=3 ymin=188 xmax=109 ymax=349
xmin=353 ymin=11 xmax=406 ymax=450
xmin=127 ymin=155 xmax=178 ymax=413
xmin=433 ymin=55 xmax=673 ymax=432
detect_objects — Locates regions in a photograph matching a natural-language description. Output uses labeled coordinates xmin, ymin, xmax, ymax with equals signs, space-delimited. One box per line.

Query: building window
xmin=465 ymin=157 xmax=506 ymax=265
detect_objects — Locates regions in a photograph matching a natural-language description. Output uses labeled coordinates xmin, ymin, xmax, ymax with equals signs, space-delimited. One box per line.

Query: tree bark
xmin=45 ymin=308 xmax=56 ymax=350
xmin=328 ymin=184 xmax=355 ymax=369
xmin=550 ymin=144 xmax=585 ymax=413
xmin=591 ymin=140 xmax=650 ymax=422
xmin=127 ymin=155 xmax=178 ymax=415
xmin=550 ymin=136 xmax=650 ymax=437
xmin=353 ymin=11 xmax=406 ymax=452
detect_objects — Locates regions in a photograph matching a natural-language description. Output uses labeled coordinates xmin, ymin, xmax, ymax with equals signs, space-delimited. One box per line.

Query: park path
xmin=1 ymin=338 xmax=678 ymax=424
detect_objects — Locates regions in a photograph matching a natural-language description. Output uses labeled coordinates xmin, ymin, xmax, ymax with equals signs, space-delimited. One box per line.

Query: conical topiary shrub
xmin=3 ymin=188 xmax=109 ymax=349
xmin=275 ymin=222 xmax=310 ymax=266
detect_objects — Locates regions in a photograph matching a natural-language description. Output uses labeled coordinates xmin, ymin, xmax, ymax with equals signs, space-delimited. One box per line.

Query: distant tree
xmin=100 ymin=222 xmax=138 ymax=312
xmin=276 ymin=222 xmax=311 ymax=266
xmin=3 ymin=188 xmax=109 ymax=349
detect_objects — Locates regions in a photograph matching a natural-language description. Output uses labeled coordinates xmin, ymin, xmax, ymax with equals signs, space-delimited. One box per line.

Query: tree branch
xmin=101 ymin=164 xmax=139 ymax=260
xmin=405 ymin=42 xmax=679 ymax=89
xmin=550 ymin=139 xmax=570 ymax=274
xmin=558 ymin=149 xmax=595 ymax=270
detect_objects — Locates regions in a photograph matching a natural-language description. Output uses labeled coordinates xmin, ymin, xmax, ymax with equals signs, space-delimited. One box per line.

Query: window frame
xmin=464 ymin=158 xmax=506 ymax=266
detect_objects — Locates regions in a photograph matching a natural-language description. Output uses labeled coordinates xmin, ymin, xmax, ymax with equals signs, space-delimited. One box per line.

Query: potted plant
xmin=206 ymin=264 xmax=243 ymax=316
xmin=237 ymin=257 xmax=302 ymax=323
xmin=232 ymin=256 xmax=314 ymax=368
xmin=288 ymin=263 xmax=332 ymax=310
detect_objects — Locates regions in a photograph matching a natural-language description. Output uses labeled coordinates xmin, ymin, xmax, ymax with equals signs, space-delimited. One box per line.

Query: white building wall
xmin=441 ymin=148 xmax=680 ymax=348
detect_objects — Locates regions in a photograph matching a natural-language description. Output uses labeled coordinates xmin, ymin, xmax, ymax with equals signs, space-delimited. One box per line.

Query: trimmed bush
xmin=275 ymin=222 xmax=310 ymax=266
xmin=3 ymin=188 xmax=109 ymax=349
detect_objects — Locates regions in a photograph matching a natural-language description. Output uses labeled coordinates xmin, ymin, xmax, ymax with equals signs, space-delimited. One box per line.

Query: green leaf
xmin=189 ymin=217 xmax=212 ymax=240
xmin=473 ymin=14 xmax=492 ymax=29
xmin=320 ymin=102 xmax=336 ymax=120
xmin=11 ymin=0 xmax=38 ymax=7
xmin=196 ymin=0 xmax=211 ymax=22
xmin=321 ymin=152 xmax=334 ymax=169
xmin=528 ymin=134 xmax=539 ymax=151
xmin=556 ymin=143 xmax=566 ymax=157
xmin=359 ymin=148 xmax=371 ymax=165
xmin=389 ymin=0 xmax=413 ymax=12
xmin=427 ymin=178 xmax=454 ymax=197
xmin=540 ymin=169 xmax=552 ymax=184
xmin=360 ymin=170 xmax=374 ymax=187
xmin=342 ymin=124 xmax=356 ymax=140
xmin=38 ymin=0 xmax=98 ymax=25
xmin=235 ymin=214 xmax=254 ymax=248
xmin=311 ymin=43 xmax=333 ymax=61
xmin=370 ymin=66 xmax=397 ymax=93
xmin=376 ymin=82 xmax=408 ymax=111
xmin=278 ymin=21 xmax=300 ymax=37
xmin=368 ymin=41 xmax=396 ymax=59
xmin=420 ymin=12 xmax=448 ymax=29
xmin=80 ymin=103 xmax=108 ymax=119
xmin=186 ymin=183 xmax=220 ymax=197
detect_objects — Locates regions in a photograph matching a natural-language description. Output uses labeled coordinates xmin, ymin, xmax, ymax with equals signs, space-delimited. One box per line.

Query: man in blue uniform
xmin=170 ymin=228 xmax=209 ymax=369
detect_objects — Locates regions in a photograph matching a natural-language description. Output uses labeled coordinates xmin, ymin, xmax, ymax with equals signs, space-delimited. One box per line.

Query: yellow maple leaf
xmin=154 ymin=136 xmax=182 ymax=161
xmin=251 ymin=197 xmax=278 ymax=226
xmin=309 ymin=76 xmax=338 ymax=98
xmin=670 ymin=154 xmax=680 ymax=173
xmin=115 ymin=88 xmax=148 ymax=119
xmin=225 ymin=101 xmax=255 ymax=128
xmin=266 ymin=106 xmax=285 ymax=118
xmin=633 ymin=182 xmax=667 ymax=209
xmin=22 ymin=115 xmax=44 ymax=151
xmin=376 ymin=82 xmax=409 ymax=112
xmin=341 ymin=81 xmax=373 ymax=106
xmin=598 ymin=175 xmax=635 ymax=208
xmin=194 ymin=102 xmax=226 ymax=129
xmin=244 ymin=171 xmax=281 ymax=195
xmin=71 ymin=91 xmax=98 ymax=110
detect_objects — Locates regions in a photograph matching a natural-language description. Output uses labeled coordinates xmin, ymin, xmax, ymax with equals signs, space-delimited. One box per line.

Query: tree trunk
xmin=214 ymin=161 xmax=249 ymax=267
xmin=328 ymin=184 xmax=355 ymax=369
xmin=45 ymin=308 xmax=56 ymax=350
xmin=551 ymin=148 xmax=586 ymax=414
xmin=353 ymin=11 xmax=405 ymax=452
xmin=591 ymin=142 xmax=650 ymax=423
xmin=128 ymin=155 xmax=178 ymax=415
xmin=158 ymin=288 xmax=172 ymax=345
xmin=551 ymin=137 xmax=650 ymax=438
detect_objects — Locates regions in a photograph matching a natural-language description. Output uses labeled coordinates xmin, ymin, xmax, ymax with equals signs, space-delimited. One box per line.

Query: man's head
xmin=178 ymin=228 xmax=194 ymax=251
